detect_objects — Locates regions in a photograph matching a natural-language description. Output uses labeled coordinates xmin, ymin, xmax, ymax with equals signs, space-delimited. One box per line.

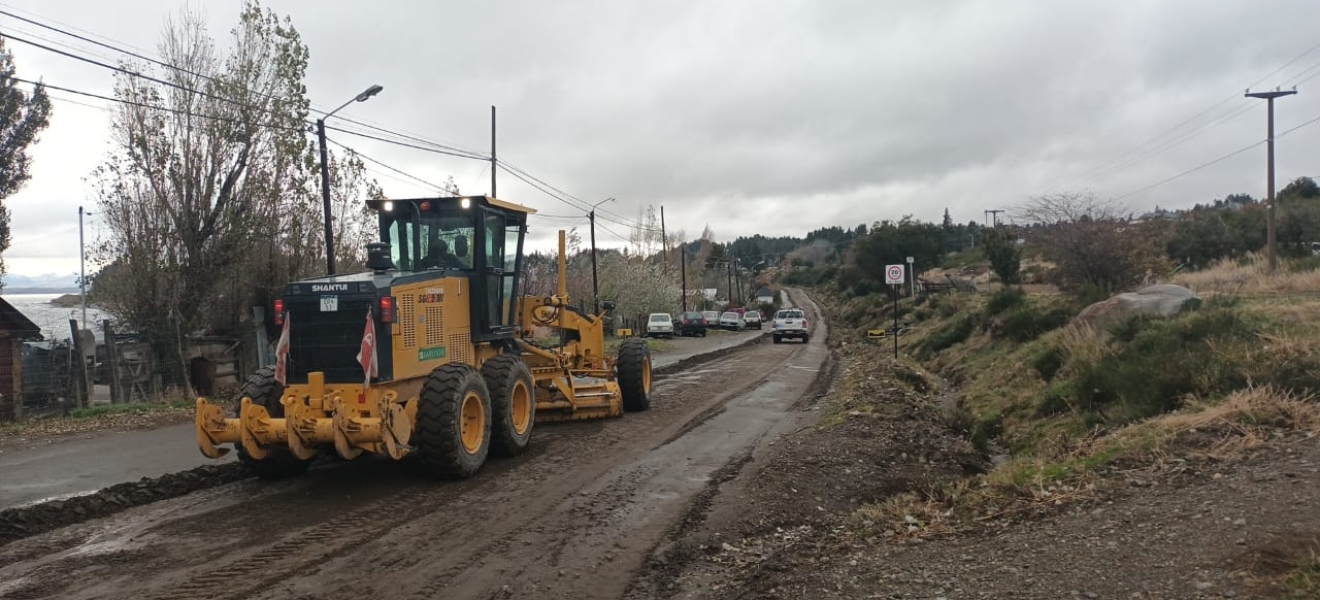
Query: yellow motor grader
xmin=194 ymin=195 xmax=653 ymax=478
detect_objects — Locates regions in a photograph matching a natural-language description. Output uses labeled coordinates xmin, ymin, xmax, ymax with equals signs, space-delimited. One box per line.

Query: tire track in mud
xmin=388 ymin=345 xmax=811 ymax=600
xmin=378 ymin=291 xmax=828 ymax=600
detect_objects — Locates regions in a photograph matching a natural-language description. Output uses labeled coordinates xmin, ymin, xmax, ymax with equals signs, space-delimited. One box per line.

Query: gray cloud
xmin=4 ymin=0 xmax=1320 ymax=275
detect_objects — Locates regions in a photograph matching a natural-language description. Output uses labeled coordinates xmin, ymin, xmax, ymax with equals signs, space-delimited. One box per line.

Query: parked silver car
xmin=718 ymin=311 xmax=745 ymax=331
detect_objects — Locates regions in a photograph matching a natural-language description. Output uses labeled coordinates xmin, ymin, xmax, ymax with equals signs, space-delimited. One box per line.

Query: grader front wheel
xmin=235 ymin=366 xmax=311 ymax=480
xmin=617 ymin=338 xmax=653 ymax=412
xmin=482 ymin=355 xmax=535 ymax=457
xmin=415 ymin=364 xmax=492 ymax=479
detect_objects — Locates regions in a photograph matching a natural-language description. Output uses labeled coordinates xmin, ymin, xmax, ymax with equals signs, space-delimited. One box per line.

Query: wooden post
xmin=12 ymin=338 xmax=23 ymax=421
xmin=69 ymin=319 xmax=88 ymax=409
xmin=104 ymin=320 xmax=123 ymax=404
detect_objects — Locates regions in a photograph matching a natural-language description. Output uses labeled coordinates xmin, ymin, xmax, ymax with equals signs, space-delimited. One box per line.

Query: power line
xmin=1108 ymin=110 xmax=1320 ymax=203
xmin=1050 ymin=42 xmax=1320 ymax=192
xmin=0 ymin=6 xmax=487 ymax=160
xmin=1075 ymin=101 xmax=1257 ymax=188
xmin=10 ymin=76 xmax=306 ymax=132
xmin=497 ymin=159 xmax=658 ymax=231
xmin=1111 ymin=141 xmax=1262 ymax=201
xmin=325 ymin=125 xmax=487 ymax=160
xmin=0 ymin=31 xmax=292 ymax=117
xmin=3 ymin=5 xmax=648 ymax=231
xmin=324 ymin=136 xmax=447 ymax=191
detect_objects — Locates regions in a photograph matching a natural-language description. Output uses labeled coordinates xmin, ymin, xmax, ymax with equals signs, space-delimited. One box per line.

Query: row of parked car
xmin=645 ymin=308 xmax=764 ymax=338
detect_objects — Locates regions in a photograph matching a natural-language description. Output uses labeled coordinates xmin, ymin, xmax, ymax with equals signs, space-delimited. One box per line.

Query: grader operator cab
xmin=194 ymin=195 xmax=653 ymax=479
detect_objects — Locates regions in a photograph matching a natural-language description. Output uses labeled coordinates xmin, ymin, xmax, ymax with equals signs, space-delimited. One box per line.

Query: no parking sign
xmin=884 ymin=264 xmax=905 ymax=285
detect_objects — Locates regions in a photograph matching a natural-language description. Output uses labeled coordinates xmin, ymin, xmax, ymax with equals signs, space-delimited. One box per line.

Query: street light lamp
xmin=589 ymin=197 xmax=616 ymax=314
xmin=318 ymin=84 xmax=384 ymax=275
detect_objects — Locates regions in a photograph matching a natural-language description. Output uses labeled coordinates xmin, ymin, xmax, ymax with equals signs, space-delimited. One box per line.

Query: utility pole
xmin=1246 ymin=88 xmax=1297 ymax=273
xmin=680 ymin=242 xmax=688 ymax=312
xmin=78 ymin=205 xmax=89 ymax=330
xmin=659 ymin=205 xmax=668 ymax=265
xmin=735 ymin=259 xmax=743 ymax=305
xmin=984 ymin=209 xmax=1004 ymax=227
xmin=490 ymin=105 xmax=497 ymax=198
xmin=589 ymin=197 xmax=616 ymax=314
xmin=726 ymin=261 xmax=733 ymax=307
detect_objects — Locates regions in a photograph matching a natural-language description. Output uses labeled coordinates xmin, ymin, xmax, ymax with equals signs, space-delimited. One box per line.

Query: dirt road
xmin=0 ymin=292 xmax=824 ymax=600
xmin=0 ymin=328 xmax=765 ymax=512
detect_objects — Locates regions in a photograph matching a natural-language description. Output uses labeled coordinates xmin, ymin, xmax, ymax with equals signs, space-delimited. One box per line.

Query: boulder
xmin=1071 ymin=284 xmax=1200 ymax=334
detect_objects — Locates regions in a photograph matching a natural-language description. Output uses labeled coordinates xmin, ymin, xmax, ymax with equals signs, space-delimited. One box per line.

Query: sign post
xmin=906 ymin=256 xmax=915 ymax=297
xmin=884 ymin=264 xmax=905 ymax=359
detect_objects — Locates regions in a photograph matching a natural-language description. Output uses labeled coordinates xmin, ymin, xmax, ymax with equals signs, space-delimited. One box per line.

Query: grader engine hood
xmin=282 ymin=279 xmax=393 ymax=384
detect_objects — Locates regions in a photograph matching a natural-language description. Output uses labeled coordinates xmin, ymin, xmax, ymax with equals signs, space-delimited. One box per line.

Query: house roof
xmin=756 ymin=286 xmax=774 ymax=296
xmin=0 ymin=297 xmax=44 ymax=340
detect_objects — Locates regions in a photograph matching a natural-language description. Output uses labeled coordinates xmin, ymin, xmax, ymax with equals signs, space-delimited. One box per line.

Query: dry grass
xmin=1238 ymin=532 xmax=1320 ymax=598
xmin=853 ymin=385 xmax=1320 ymax=539
xmin=1173 ymin=253 xmax=1320 ymax=296
xmin=1096 ymin=386 xmax=1320 ymax=460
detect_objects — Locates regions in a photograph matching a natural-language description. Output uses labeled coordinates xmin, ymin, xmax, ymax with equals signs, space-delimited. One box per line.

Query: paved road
xmin=0 ymin=329 xmax=766 ymax=510
xmin=0 ymin=425 xmax=237 ymax=509
xmin=0 ymin=289 xmax=825 ymax=600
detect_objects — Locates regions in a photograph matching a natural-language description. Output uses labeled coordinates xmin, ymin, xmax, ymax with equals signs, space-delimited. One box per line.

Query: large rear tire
xmin=481 ymin=355 xmax=535 ymax=457
xmin=235 ymin=366 xmax=311 ymax=480
xmin=617 ymin=338 xmax=652 ymax=412
xmin=415 ymin=364 xmax=492 ymax=479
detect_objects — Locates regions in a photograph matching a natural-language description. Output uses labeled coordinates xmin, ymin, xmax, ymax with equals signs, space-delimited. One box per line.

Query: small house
xmin=755 ymin=286 xmax=775 ymax=305
xmin=0 ymin=297 xmax=44 ymax=420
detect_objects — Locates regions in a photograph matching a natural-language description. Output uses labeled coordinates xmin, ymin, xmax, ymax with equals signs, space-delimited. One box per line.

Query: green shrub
xmin=1063 ymin=307 xmax=1259 ymax=422
xmin=922 ymin=314 xmax=977 ymax=355
xmin=1072 ymin=283 xmax=1112 ymax=306
xmin=986 ymin=287 xmax=1027 ymax=315
xmin=1031 ymin=344 xmax=1065 ymax=381
xmin=1034 ymin=383 xmax=1074 ymax=417
xmin=1000 ymin=304 xmax=1072 ymax=342
xmin=851 ymin=278 xmax=883 ymax=297
xmin=969 ymin=412 xmax=1004 ymax=454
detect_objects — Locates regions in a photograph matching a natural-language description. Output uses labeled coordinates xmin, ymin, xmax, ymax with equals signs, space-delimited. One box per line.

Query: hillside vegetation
xmin=800 ymin=252 xmax=1320 ymax=595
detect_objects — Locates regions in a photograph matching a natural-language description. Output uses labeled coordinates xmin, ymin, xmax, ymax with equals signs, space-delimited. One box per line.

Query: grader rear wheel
xmin=481 ymin=355 xmax=535 ymax=457
xmin=617 ymin=338 xmax=652 ymax=412
xmin=234 ymin=366 xmax=311 ymax=480
xmin=415 ymin=364 xmax=492 ymax=479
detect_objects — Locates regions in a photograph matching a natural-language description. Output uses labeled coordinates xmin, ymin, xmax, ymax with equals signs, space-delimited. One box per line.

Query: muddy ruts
xmin=0 ymin=463 xmax=249 ymax=547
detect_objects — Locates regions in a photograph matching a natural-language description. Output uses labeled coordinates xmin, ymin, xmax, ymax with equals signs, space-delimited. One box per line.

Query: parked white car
xmin=742 ymin=310 xmax=762 ymax=330
xmin=701 ymin=310 xmax=720 ymax=324
xmin=646 ymin=313 xmax=675 ymax=338
xmin=718 ymin=311 xmax=745 ymax=331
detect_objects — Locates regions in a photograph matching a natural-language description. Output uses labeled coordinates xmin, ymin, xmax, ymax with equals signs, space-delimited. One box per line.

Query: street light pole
xmin=318 ymin=84 xmax=383 ymax=275
xmin=1246 ymin=88 xmax=1297 ymax=273
xmin=589 ymin=197 xmax=616 ymax=314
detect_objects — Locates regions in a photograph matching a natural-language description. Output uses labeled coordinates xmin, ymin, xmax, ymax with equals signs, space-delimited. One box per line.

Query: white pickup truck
xmin=772 ymin=308 xmax=809 ymax=344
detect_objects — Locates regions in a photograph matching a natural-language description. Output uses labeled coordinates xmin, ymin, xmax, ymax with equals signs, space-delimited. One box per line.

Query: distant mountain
xmin=1 ymin=273 xmax=80 ymax=292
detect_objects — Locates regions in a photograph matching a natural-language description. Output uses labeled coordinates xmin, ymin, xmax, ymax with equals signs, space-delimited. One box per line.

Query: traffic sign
xmin=885 ymin=264 xmax=905 ymax=285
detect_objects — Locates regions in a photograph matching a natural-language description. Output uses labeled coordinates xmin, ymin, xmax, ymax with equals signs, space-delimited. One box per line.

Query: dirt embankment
xmin=631 ymin=289 xmax=1320 ymax=599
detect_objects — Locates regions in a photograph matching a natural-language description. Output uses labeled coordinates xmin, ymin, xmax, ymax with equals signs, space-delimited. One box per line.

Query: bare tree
xmin=92 ymin=2 xmax=323 ymax=388
xmin=1018 ymin=193 xmax=1167 ymax=297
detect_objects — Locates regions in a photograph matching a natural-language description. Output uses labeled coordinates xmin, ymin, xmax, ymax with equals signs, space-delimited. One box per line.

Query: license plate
xmin=320 ymin=295 xmax=339 ymax=312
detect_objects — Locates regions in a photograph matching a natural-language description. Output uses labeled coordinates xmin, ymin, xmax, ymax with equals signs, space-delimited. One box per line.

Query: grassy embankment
xmin=810 ymin=254 xmax=1320 ymax=594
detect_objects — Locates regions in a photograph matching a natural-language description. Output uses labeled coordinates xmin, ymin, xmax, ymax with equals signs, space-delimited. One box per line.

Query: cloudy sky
xmin=3 ymin=0 xmax=1320 ymax=278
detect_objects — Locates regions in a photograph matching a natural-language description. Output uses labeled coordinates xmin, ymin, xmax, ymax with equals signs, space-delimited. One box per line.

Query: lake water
xmin=2 ymin=294 xmax=107 ymax=342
